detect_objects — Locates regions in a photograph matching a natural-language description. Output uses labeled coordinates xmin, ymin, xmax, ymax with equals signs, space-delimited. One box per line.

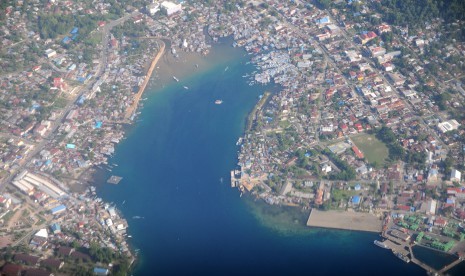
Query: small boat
xmin=195 ymin=64 xmax=199 ymax=68
xmin=132 ymin=216 xmax=145 ymax=219
xmin=127 ymin=235 xmax=132 ymax=238
xmin=173 ymin=76 xmax=179 ymax=82
xmin=224 ymin=66 xmax=229 ymax=72
xmin=183 ymin=86 xmax=189 ymax=90
xmin=215 ymin=100 xmax=223 ymax=105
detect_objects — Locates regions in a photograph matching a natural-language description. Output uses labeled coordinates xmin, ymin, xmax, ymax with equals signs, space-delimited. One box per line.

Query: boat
xmin=183 ymin=86 xmax=189 ymax=90
xmin=215 ymin=100 xmax=223 ymax=105
xmin=394 ymin=251 xmax=410 ymax=263
xmin=224 ymin=66 xmax=229 ymax=72
xmin=173 ymin=76 xmax=179 ymax=82
xmin=374 ymin=240 xmax=389 ymax=249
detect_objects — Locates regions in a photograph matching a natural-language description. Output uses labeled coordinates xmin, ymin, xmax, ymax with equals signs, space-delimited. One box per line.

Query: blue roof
xmin=352 ymin=196 xmax=361 ymax=204
xmin=51 ymin=223 xmax=61 ymax=231
xmin=72 ymin=33 xmax=78 ymax=40
xmin=317 ymin=17 xmax=330 ymax=24
xmin=62 ymin=36 xmax=71 ymax=44
xmin=93 ymin=267 xmax=109 ymax=275
xmin=95 ymin=121 xmax=102 ymax=128
xmin=70 ymin=27 xmax=79 ymax=34
xmin=51 ymin=205 xmax=66 ymax=214
xmin=66 ymin=144 xmax=76 ymax=149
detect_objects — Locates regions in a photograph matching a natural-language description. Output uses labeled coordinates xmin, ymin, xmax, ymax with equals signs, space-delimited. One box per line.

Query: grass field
xmin=351 ymin=134 xmax=389 ymax=165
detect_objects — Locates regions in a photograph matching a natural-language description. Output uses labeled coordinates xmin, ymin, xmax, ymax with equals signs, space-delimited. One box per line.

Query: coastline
xmin=124 ymin=40 xmax=166 ymax=122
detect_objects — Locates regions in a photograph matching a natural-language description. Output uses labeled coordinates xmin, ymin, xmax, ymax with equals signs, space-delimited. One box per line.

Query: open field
xmin=306 ymin=209 xmax=382 ymax=233
xmin=351 ymin=134 xmax=389 ymax=165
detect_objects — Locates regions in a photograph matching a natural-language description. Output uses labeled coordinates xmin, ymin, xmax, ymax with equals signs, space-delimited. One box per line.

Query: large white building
xmin=161 ymin=1 xmax=182 ymax=16
xmin=437 ymin=119 xmax=460 ymax=133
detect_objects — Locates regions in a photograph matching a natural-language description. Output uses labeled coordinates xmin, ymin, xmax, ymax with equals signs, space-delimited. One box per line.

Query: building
xmin=147 ymin=3 xmax=160 ymax=15
xmin=450 ymin=169 xmax=462 ymax=182
xmin=161 ymin=1 xmax=182 ymax=16
xmin=426 ymin=199 xmax=437 ymax=215
xmin=50 ymin=204 xmax=66 ymax=215
xmin=44 ymin=49 xmax=56 ymax=58
xmin=437 ymin=119 xmax=460 ymax=133
xmin=93 ymin=267 xmax=110 ymax=275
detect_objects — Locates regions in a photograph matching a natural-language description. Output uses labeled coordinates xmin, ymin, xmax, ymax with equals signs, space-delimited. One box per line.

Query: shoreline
xmin=124 ymin=39 xmax=166 ymax=122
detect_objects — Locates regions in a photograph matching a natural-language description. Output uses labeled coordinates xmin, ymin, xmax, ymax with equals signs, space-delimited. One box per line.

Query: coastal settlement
xmin=0 ymin=0 xmax=465 ymax=275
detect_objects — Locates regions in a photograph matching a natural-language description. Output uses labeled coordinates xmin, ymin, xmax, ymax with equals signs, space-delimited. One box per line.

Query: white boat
xmin=183 ymin=86 xmax=189 ymax=90
xmin=215 ymin=100 xmax=223 ymax=105
xmin=374 ymin=240 xmax=389 ymax=249
xmin=173 ymin=76 xmax=179 ymax=82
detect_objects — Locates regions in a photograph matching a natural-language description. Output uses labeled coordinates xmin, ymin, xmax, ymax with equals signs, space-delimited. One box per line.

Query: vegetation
xmin=375 ymin=126 xmax=405 ymax=161
xmin=322 ymin=149 xmax=356 ymax=181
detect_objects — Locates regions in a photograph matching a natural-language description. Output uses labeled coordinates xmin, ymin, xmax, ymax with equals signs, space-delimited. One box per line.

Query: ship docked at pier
xmin=394 ymin=251 xmax=410 ymax=263
xmin=374 ymin=240 xmax=390 ymax=249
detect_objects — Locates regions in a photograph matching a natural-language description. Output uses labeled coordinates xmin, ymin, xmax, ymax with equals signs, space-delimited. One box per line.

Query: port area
xmin=306 ymin=209 xmax=382 ymax=233
xmin=381 ymin=223 xmax=464 ymax=275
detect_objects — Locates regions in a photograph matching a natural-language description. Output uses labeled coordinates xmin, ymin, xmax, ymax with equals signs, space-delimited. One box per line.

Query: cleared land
xmin=306 ymin=209 xmax=382 ymax=233
xmin=351 ymin=134 xmax=389 ymax=165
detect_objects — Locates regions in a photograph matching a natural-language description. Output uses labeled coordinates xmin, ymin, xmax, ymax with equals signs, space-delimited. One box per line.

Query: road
xmin=0 ymin=11 xmax=140 ymax=193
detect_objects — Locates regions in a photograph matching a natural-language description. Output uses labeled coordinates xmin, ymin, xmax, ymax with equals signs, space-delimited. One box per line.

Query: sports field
xmin=351 ymin=134 xmax=389 ymax=165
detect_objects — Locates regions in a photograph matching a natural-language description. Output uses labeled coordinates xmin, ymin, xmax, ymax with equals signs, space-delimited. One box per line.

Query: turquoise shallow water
xmin=96 ymin=41 xmax=430 ymax=275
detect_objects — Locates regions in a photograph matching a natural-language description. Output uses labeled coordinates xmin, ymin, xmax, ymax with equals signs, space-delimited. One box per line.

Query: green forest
xmin=376 ymin=0 xmax=465 ymax=27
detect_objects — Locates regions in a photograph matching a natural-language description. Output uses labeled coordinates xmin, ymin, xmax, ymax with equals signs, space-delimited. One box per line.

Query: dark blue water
xmin=97 ymin=42 xmax=426 ymax=275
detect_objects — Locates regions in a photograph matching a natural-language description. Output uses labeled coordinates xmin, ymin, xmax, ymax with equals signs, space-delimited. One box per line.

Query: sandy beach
xmin=125 ymin=40 xmax=166 ymax=121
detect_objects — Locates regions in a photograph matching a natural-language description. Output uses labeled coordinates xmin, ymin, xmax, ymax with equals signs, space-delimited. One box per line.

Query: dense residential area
xmin=0 ymin=0 xmax=464 ymax=274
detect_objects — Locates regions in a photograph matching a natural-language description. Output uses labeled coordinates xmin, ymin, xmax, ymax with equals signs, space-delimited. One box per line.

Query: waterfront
xmin=95 ymin=41 xmax=426 ymax=275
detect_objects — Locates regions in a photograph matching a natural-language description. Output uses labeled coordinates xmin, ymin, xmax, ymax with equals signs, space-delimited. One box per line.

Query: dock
xmin=107 ymin=175 xmax=123 ymax=185
xmin=306 ymin=209 xmax=382 ymax=233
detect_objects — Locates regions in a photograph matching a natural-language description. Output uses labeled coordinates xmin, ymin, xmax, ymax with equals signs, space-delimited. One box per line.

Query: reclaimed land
xmin=351 ymin=133 xmax=389 ymax=165
xmin=306 ymin=209 xmax=382 ymax=233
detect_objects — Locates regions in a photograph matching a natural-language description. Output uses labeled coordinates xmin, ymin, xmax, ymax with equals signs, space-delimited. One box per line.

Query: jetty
xmin=107 ymin=175 xmax=123 ymax=185
xmin=246 ymin=92 xmax=270 ymax=131
xmin=306 ymin=209 xmax=382 ymax=233
xmin=124 ymin=40 xmax=166 ymax=122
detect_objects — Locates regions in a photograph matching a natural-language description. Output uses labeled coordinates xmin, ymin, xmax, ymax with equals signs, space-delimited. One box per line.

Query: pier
xmin=306 ymin=209 xmax=382 ymax=233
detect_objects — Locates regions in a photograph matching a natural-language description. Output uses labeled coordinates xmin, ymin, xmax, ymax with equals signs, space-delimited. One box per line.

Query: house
xmin=352 ymin=145 xmax=364 ymax=159
xmin=450 ymin=169 xmax=462 ymax=182
xmin=434 ymin=217 xmax=448 ymax=228
xmin=352 ymin=195 xmax=361 ymax=205
xmin=321 ymin=163 xmax=332 ymax=174
xmin=57 ymin=246 xmax=74 ymax=257
xmin=41 ymin=258 xmax=64 ymax=271
xmin=44 ymin=49 xmax=56 ymax=58
xmin=93 ymin=267 xmax=110 ymax=276
xmin=14 ymin=254 xmax=40 ymax=266
xmin=50 ymin=223 xmax=61 ymax=234
xmin=1 ymin=263 xmax=23 ymax=276
xmin=147 ymin=3 xmax=160 ymax=15
xmin=24 ymin=268 xmax=53 ymax=276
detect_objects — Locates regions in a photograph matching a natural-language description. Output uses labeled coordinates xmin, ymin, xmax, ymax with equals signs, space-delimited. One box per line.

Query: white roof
xmin=35 ymin=228 xmax=48 ymax=238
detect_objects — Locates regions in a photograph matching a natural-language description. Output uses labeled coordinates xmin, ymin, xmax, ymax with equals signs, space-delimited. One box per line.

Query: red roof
xmin=352 ymin=145 xmax=364 ymax=159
